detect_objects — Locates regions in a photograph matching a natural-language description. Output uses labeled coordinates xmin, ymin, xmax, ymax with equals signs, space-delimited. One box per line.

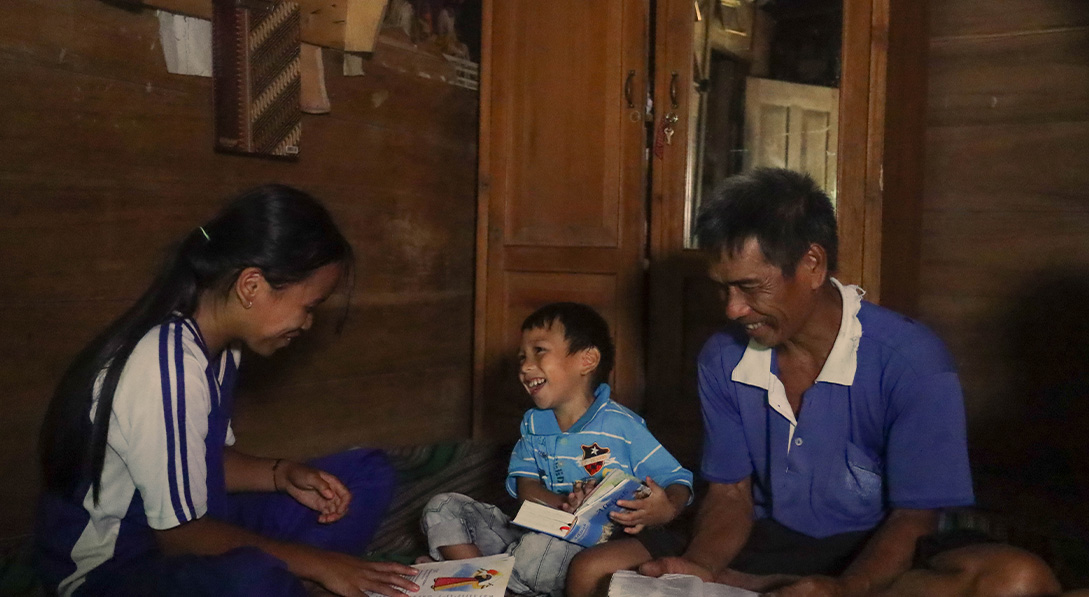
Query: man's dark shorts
xmin=641 ymin=518 xmax=999 ymax=576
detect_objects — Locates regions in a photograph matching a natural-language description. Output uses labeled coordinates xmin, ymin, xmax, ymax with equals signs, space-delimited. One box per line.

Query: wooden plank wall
xmin=0 ymin=0 xmax=478 ymax=545
xmin=923 ymin=0 xmax=1089 ymax=518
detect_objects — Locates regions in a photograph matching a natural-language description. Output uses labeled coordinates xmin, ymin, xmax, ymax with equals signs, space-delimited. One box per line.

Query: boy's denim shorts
xmin=421 ymin=492 xmax=582 ymax=596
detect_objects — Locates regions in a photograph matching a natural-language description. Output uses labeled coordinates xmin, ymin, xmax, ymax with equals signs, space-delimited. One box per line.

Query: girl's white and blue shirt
xmin=505 ymin=384 xmax=693 ymax=497
xmin=38 ymin=317 xmax=240 ymax=597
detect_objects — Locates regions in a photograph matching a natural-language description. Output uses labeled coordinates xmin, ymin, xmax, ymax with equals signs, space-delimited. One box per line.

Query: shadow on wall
xmin=974 ymin=268 xmax=1089 ymax=528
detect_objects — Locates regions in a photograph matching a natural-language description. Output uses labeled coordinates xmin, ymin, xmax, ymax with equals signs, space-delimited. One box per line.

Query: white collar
xmin=730 ymin=278 xmax=865 ymax=430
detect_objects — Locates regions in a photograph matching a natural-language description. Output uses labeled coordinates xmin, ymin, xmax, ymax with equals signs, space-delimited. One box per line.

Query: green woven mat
xmin=366 ymin=441 xmax=514 ymax=559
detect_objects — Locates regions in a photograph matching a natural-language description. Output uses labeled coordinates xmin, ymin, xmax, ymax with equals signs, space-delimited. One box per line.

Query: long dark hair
xmin=39 ymin=184 xmax=353 ymax=501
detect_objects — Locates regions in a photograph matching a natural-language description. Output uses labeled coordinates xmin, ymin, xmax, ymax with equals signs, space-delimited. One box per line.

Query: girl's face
xmin=244 ymin=263 xmax=343 ymax=356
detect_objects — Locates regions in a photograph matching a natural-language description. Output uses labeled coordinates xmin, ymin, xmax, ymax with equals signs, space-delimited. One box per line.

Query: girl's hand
xmin=275 ymin=461 xmax=352 ymax=523
xmin=311 ymin=552 xmax=420 ymax=597
xmin=561 ymin=477 xmax=599 ymax=513
xmin=611 ymin=478 xmax=679 ymax=533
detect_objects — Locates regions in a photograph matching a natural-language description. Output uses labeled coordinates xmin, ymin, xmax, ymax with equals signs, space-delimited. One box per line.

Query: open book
xmin=608 ymin=570 xmax=759 ymax=597
xmin=365 ymin=554 xmax=515 ymax=597
xmin=511 ymin=469 xmax=645 ymax=547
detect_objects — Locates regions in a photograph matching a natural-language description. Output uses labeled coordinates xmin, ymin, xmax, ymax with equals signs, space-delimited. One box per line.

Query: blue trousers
xmin=75 ymin=449 xmax=395 ymax=597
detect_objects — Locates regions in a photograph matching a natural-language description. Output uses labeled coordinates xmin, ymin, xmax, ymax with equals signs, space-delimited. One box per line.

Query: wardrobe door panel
xmin=475 ymin=0 xmax=649 ymax=439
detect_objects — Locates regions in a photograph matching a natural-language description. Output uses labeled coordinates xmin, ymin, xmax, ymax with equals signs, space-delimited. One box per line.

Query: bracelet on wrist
xmin=272 ymin=458 xmax=284 ymax=492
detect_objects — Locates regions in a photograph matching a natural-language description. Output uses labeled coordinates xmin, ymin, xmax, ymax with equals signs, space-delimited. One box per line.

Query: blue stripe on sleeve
xmin=159 ymin=325 xmax=187 ymax=524
xmin=174 ymin=322 xmax=197 ymax=520
xmin=181 ymin=319 xmax=207 ymax=356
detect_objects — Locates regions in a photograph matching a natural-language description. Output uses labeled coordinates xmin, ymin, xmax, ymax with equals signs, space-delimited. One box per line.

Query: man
xmin=639 ymin=169 xmax=1059 ymax=596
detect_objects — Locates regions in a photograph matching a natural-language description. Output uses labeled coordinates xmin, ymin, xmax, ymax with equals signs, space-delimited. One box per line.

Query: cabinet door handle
xmin=624 ymin=69 xmax=636 ymax=108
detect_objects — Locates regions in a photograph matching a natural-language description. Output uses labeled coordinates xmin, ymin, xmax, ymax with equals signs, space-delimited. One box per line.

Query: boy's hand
xmin=561 ymin=478 xmax=598 ymax=513
xmin=611 ymin=478 xmax=679 ymax=533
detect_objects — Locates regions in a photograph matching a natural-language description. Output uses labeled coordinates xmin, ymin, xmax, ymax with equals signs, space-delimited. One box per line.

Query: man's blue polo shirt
xmin=699 ymin=279 xmax=974 ymax=538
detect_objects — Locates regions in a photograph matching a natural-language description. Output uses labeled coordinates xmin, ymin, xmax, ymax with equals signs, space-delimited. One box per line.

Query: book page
xmin=511 ymin=469 xmax=646 ymax=547
xmin=366 ymin=554 xmax=515 ymax=597
xmin=701 ymin=579 xmax=761 ymax=597
xmin=577 ymin=469 xmax=643 ymax=513
xmin=609 ymin=570 xmax=703 ymax=597
xmin=608 ymin=571 xmax=759 ymax=597
xmin=511 ymin=500 xmax=577 ymax=537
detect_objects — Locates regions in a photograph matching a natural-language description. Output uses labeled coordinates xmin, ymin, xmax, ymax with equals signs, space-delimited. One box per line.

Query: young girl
xmin=36 ymin=185 xmax=419 ymax=597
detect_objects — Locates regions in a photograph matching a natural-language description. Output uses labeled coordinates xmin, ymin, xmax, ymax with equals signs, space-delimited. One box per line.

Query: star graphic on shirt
xmin=580 ymin=443 xmax=611 ymax=475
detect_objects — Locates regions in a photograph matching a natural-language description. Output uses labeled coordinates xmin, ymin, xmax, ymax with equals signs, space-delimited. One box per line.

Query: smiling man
xmin=639 ymin=168 xmax=1001 ymax=596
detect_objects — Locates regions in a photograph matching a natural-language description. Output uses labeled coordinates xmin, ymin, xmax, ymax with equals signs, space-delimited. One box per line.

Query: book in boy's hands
xmin=608 ymin=570 xmax=759 ymax=597
xmin=511 ymin=468 xmax=646 ymax=547
xmin=365 ymin=554 xmax=515 ymax=597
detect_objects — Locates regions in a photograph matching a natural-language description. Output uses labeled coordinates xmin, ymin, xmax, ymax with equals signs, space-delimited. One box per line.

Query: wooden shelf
xmin=133 ymin=0 xmax=386 ymax=52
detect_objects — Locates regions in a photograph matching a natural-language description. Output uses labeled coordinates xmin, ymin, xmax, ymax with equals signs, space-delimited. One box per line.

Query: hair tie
xmin=198 ymin=226 xmax=210 ymax=241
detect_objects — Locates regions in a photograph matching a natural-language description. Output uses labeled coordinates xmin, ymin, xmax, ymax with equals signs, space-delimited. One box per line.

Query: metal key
xmin=663 ymin=112 xmax=679 ymax=145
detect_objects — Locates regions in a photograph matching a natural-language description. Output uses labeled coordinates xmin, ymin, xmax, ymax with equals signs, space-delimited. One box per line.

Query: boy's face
xmin=518 ymin=322 xmax=597 ymax=411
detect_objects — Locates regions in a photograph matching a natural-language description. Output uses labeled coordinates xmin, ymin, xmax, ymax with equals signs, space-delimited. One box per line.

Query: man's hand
xmin=638 ymin=556 xmax=713 ymax=582
xmin=612 ymin=478 xmax=679 ymax=533
xmin=275 ymin=461 xmax=352 ymax=523
xmin=762 ymin=575 xmax=847 ymax=597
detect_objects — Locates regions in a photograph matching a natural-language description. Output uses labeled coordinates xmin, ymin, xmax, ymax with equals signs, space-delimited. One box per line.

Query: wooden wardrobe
xmin=472 ymin=0 xmax=928 ymax=465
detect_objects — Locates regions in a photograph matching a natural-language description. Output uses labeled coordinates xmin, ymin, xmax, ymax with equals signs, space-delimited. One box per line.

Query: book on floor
xmin=366 ymin=554 xmax=515 ymax=597
xmin=608 ymin=570 xmax=759 ymax=597
xmin=511 ymin=468 xmax=646 ymax=547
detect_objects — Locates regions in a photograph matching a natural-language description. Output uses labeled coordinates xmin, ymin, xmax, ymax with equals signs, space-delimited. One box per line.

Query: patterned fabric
xmin=212 ymin=0 xmax=302 ymax=157
xmin=365 ymin=442 xmax=515 ymax=560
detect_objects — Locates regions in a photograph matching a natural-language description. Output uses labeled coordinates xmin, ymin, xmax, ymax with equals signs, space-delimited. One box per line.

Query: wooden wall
xmin=0 ymin=0 xmax=478 ymax=546
xmin=923 ymin=0 xmax=1089 ymax=521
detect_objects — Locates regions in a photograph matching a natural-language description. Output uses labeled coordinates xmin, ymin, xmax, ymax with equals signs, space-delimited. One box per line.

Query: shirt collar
xmin=530 ymin=383 xmax=611 ymax=435
xmin=731 ymin=277 xmax=865 ymax=390
xmin=568 ymin=383 xmax=611 ymax=433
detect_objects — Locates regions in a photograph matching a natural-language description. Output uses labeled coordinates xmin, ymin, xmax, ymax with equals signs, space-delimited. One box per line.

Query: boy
xmin=421 ymin=302 xmax=693 ymax=596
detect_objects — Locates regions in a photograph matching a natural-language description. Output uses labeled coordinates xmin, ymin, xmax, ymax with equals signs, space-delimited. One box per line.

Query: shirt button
xmin=559 ymin=439 xmax=567 ymax=445
xmin=794 ymin=437 xmax=804 ymax=446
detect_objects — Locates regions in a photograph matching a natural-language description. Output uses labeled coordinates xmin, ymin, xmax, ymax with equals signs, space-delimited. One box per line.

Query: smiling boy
xmin=420 ymin=303 xmax=693 ymax=597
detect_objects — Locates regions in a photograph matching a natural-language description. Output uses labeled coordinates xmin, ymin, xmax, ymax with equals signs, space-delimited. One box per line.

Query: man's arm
xmin=839 ymin=509 xmax=938 ymax=594
xmin=769 ymin=508 xmax=938 ymax=597
xmin=640 ymin=478 xmax=754 ymax=581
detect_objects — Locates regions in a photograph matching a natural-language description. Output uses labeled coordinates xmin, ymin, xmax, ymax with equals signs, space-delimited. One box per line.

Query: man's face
xmin=708 ymin=237 xmax=821 ymax=348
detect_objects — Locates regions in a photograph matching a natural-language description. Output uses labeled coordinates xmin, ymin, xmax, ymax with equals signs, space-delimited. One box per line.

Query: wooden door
xmin=473 ymin=0 xmax=650 ymax=439
xmin=743 ymin=78 xmax=839 ymax=202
